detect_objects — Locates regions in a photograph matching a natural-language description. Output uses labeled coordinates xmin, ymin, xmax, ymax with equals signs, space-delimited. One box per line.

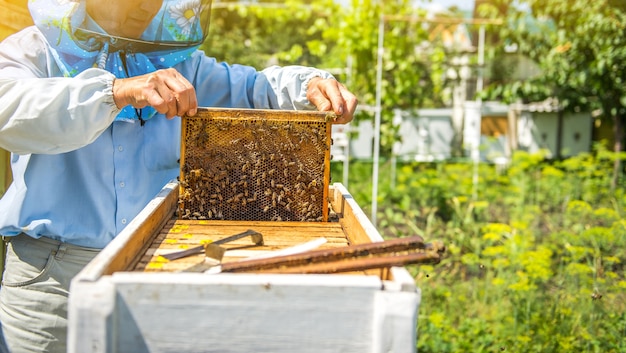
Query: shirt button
xmin=121 ymin=219 xmax=127 ymax=224
xmin=120 ymin=182 xmax=125 ymax=188
xmin=118 ymin=145 xmax=124 ymax=152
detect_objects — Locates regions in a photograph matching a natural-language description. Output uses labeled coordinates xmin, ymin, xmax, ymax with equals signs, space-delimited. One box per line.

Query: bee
xmin=591 ymin=290 xmax=603 ymax=301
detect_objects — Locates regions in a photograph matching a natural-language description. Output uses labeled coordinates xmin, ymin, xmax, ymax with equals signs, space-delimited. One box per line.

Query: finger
xmin=175 ymin=82 xmax=198 ymax=117
xmin=164 ymin=72 xmax=198 ymax=118
xmin=155 ymin=84 xmax=177 ymax=119
xmin=313 ymin=79 xmax=357 ymax=124
xmin=334 ymin=85 xmax=358 ymax=124
xmin=308 ymin=88 xmax=333 ymax=112
xmin=323 ymin=81 xmax=347 ymax=117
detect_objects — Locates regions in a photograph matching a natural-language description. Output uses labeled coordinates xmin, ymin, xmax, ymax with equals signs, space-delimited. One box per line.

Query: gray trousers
xmin=0 ymin=234 xmax=99 ymax=353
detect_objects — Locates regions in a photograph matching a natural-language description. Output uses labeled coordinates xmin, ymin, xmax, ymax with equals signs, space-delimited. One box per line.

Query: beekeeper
xmin=0 ymin=0 xmax=357 ymax=352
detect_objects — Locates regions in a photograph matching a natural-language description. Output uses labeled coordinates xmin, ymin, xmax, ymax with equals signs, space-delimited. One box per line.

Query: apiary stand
xmin=68 ymin=181 xmax=421 ymax=353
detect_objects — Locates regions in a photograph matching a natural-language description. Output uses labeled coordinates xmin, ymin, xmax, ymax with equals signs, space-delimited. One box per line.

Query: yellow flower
xmin=555 ymin=42 xmax=572 ymax=53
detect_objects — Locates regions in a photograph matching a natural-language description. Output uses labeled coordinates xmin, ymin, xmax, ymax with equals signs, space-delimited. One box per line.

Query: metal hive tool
xmin=179 ymin=108 xmax=334 ymax=222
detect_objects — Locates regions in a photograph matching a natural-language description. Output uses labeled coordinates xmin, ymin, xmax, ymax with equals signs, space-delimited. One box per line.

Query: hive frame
xmin=179 ymin=108 xmax=333 ymax=222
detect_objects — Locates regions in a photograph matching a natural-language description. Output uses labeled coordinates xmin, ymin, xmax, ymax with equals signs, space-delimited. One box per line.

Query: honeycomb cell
xmin=178 ymin=108 xmax=333 ymax=222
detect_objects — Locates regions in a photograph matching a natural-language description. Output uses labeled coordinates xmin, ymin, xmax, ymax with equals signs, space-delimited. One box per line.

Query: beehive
xmin=178 ymin=108 xmax=334 ymax=222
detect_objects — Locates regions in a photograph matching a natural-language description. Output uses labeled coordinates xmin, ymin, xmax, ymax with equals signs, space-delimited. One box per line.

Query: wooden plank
xmin=322 ymin=117 xmax=332 ymax=221
xmin=76 ymin=182 xmax=179 ymax=281
xmin=0 ymin=1 xmax=32 ymax=40
xmin=134 ymin=218 xmax=350 ymax=273
xmin=329 ymin=183 xmax=393 ymax=279
xmin=330 ymin=183 xmax=383 ymax=245
xmin=0 ymin=149 xmax=10 ymax=196
xmin=70 ymin=273 xmax=386 ymax=353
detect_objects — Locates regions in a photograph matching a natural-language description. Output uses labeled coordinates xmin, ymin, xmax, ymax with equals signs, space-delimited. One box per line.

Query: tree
xmin=203 ymin=0 xmax=338 ymax=69
xmin=204 ymin=0 xmax=450 ymax=156
xmin=480 ymin=0 xmax=626 ymax=189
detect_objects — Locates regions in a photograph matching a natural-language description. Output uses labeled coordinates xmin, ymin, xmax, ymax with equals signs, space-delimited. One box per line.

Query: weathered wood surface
xmin=0 ymin=0 xmax=32 ymax=41
xmin=135 ymin=219 xmax=350 ymax=273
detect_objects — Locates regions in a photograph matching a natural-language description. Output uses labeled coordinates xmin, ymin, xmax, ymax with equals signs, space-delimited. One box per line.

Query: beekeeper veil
xmin=29 ymin=0 xmax=212 ymax=121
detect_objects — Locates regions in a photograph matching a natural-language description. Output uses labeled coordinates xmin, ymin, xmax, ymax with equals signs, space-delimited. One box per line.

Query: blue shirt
xmin=0 ymin=26 xmax=332 ymax=248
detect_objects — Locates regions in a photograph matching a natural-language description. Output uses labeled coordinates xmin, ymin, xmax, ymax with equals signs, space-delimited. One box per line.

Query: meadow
xmin=331 ymin=145 xmax=626 ymax=353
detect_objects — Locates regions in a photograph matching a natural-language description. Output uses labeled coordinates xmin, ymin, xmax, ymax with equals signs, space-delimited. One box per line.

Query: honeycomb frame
xmin=179 ymin=108 xmax=333 ymax=222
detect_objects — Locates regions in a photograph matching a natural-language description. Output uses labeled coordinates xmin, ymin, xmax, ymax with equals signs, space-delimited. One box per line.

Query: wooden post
xmin=0 ymin=149 xmax=10 ymax=194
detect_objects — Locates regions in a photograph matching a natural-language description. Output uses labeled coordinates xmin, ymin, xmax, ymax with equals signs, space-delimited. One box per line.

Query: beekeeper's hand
xmin=113 ymin=68 xmax=198 ymax=119
xmin=306 ymin=77 xmax=358 ymax=124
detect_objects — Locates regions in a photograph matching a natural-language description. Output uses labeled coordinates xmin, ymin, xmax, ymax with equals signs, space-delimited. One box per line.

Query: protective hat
xmin=29 ymin=0 xmax=212 ymax=121
xmin=29 ymin=0 xmax=212 ymax=76
xmin=30 ymin=0 xmax=211 ymax=54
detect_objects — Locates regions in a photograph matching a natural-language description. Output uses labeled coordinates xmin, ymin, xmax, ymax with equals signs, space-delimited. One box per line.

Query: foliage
xmin=479 ymin=0 xmax=626 ymax=188
xmin=331 ymin=147 xmax=626 ymax=352
xmin=480 ymin=0 xmax=626 ymax=113
xmin=204 ymin=0 xmax=453 ymax=154
xmin=203 ymin=0 xmax=341 ymax=69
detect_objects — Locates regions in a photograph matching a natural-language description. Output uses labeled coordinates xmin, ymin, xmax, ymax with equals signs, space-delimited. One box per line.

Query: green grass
xmin=331 ymin=147 xmax=626 ymax=353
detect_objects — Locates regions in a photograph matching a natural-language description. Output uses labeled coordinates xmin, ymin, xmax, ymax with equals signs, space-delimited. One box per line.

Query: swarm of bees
xmin=178 ymin=110 xmax=332 ymax=222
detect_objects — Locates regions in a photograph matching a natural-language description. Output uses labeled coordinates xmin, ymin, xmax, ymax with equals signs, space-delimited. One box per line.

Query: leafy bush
xmin=331 ymin=147 xmax=626 ymax=352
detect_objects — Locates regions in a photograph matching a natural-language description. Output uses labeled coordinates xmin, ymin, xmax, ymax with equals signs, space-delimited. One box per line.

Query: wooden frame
xmin=180 ymin=108 xmax=334 ymax=222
